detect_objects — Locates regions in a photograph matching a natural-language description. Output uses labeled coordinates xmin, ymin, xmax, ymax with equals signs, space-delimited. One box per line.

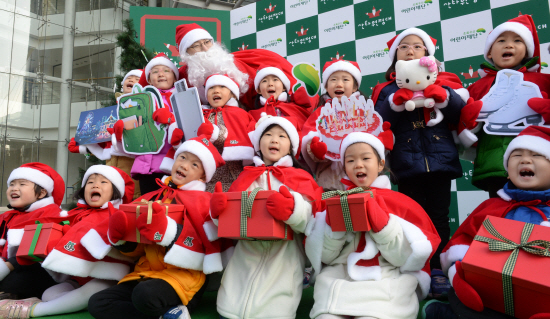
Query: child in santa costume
xmin=87 ymin=135 xmax=232 ymax=319
xmin=464 ymin=15 xmax=550 ymax=198
xmin=110 ymin=54 xmax=180 ymax=195
xmin=68 ymin=69 xmax=144 ymax=199
xmin=207 ymin=114 xmax=323 ymax=319
xmin=423 ymin=126 xmax=550 ymax=319
xmin=248 ymin=63 xmax=314 ymax=130
xmin=0 ymin=166 xmax=136 ymax=319
xmin=373 ymin=28 xmax=469 ymax=296
xmin=300 ymin=60 xmax=366 ymax=191
xmin=0 ymin=163 xmax=71 ymax=303
xmin=305 ymin=132 xmax=440 ymax=319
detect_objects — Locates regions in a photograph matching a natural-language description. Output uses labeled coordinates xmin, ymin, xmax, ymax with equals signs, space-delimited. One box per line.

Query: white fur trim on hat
xmin=322 ymin=61 xmax=362 ymax=87
xmin=485 ymin=22 xmax=535 ymax=63
xmin=175 ymin=140 xmax=216 ymax=182
xmin=121 ymin=69 xmax=143 ymax=92
xmin=205 ymin=75 xmax=240 ymax=100
xmin=8 ymin=167 xmax=54 ymax=195
xmin=81 ymin=165 xmax=125 ymax=198
xmin=254 ymin=67 xmax=291 ymax=92
xmin=178 ymin=29 xmax=213 ymax=55
xmin=248 ymin=113 xmax=300 ymax=156
xmin=339 ymin=132 xmax=385 ymax=165
xmin=145 ymin=58 xmax=179 ymax=82
xmin=389 ymin=28 xmax=436 ymax=61
xmin=503 ymin=135 xmax=550 ymax=171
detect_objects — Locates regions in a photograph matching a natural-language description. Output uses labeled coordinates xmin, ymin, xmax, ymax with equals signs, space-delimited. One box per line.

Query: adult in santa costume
xmin=87 ymin=135 xmax=233 ymax=319
xmin=305 ymin=132 xmax=440 ymax=319
xmin=207 ymin=114 xmax=323 ymax=319
xmin=0 ymin=163 xmax=72 ymax=302
xmin=434 ymin=126 xmax=550 ymax=318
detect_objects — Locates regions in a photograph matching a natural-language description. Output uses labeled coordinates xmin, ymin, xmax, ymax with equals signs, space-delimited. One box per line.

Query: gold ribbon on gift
xmin=474 ymin=218 xmax=550 ymax=316
xmin=135 ymin=199 xmax=169 ymax=243
xmin=321 ymin=187 xmax=373 ymax=232
xmin=240 ymin=187 xmax=289 ymax=241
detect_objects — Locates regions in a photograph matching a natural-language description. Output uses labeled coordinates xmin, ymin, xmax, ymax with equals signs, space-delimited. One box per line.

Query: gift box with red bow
xmin=119 ymin=200 xmax=185 ymax=244
xmin=218 ymin=188 xmax=294 ymax=241
xmin=462 ymin=216 xmax=550 ymax=319
xmin=16 ymin=222 xmax=67 ymax=262
xmin=323 ymin=187 xmax=374 ymax=232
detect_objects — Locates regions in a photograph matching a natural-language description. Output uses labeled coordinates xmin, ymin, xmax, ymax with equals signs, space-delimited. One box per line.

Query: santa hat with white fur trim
xmin=205 ymin=74 xmax=240 ymax=99
xmin=81 ymin=165 xmax=134 ymax=204
xmin=120 ymin=69 xmax=143 ymax=92
xmin=322 ymin=60 xmax=362 ymax=87
xmin=174 ymin=135 xmax=225 ymax=183
xmin=144 ymin=53 xmax=179 ymax=83
xmin=387 ymin=27 xmax=437 ymax=61
xmin=503 ymin=126 xmax=550 ymax=171
xmin=175 ymin=23 xmax=214 ymax=55
xmin=339 ymin=123 xmax=394 ymax=165
xmin=249 ymin=113 xmax=300 ymax=156
xmin=485 ymin=15 xmax=539 ymax=66
xmin=7 ymin=162 xmax=65 ymax=206
xmin=254 ymin=64 xmax=291 ymax=92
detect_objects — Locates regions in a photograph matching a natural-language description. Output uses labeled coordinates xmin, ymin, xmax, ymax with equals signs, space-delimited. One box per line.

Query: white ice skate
xmin=478 ymin=70 xmax=523 ymax=120
xmin=483 ymin=80 xmax=544 ymax=135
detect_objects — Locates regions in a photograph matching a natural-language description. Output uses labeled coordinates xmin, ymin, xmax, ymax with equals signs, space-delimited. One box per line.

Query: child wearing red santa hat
xmin=87 ymin=135 xmax=232 ymax=319
xmin=424 ymin=126 xmax=550 ymax=319
xmin=207 ymin=114 xmax=323 ymax=319
xmin=0 ymin=166 xmax=135 ymax=319
xmin=305 ymin=131 xmax=440 ymax=319
xmin=0 ymin=163 xmax=72 ymax=302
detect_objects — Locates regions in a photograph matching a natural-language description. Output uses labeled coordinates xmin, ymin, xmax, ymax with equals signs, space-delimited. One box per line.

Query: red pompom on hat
xmin=484 ymin=14 xmax=540 ymax=66
xmin=174 ymin=135 xmax=225 ymax=182
xmin=339 ymin=122 xmax=394 ymax=165
xmin=142 ymin=53 xmax=179 ymax=86
xmin=322 ymin=60 xmax=362 ymax=87
xmin=386 ymin=27 xmax=437 ymax=61
xmin=254 ymin=64 xmax=291 ymax=92
xmin=7 ymin=162 xmax=65 ymax=207
xmin=81 ymin=165 xmax=135 ymax=204
xmin=503 ymin=125 xmax=550 ymax=171
xmin=175 ymin=23 xmax=213 ymax=54
xmin=205 ymin=74 xmax=240 ymax=99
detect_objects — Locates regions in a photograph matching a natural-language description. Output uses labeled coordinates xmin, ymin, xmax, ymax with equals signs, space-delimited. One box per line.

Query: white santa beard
xmin=183 ymin=43 xmax=249 ymax=94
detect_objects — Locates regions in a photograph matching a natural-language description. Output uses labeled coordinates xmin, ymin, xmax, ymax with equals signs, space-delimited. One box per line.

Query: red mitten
xmin=136 ymin=202 xmax=169 ymax=244
xmin=266 ymin=186 xmax=295 ymax=221
xmin=392 ymin=88 xmax=414 ymax=105
xmin=530 ymin=314 xmax=550 ymax=319
xmin=197 ymin=121 xmax=214 ymax=137
xmin=424 ymin=84 xmax=448 ymax=103
xmin=171 ymin=128 xmax=184 ymax=146
xmin=107 ymin=120 xmax=124 ymax=141
xmin=210 ymin=182 xmax=227 ymax=219
xmin=457 ymin=98 xmax=483 ymax=148
xmin=62 ymin=224 xmax=71 ymax=235
xmin=310 ymin=136 xmax=327 ymax=160
xmin=377 ymin=122 xmax=394 ymax=151
xmin=528 ymin=97 xmax=550 ymax=124
xmin=68 ymin=138 xmax=83 ymax=154
xmin=108 ymin=202 xmax=128 ymax=245
xmin=366 ymin=197 xmax=389 ymax=233
xmin=153 ymin=108 xmax=175 ymax=125
xmin=452 ymin=261 xmax=484 ymax=312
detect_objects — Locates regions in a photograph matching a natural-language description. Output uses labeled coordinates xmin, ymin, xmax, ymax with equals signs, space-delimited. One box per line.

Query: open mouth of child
xmin=519 ymin=168 xmax=535 ymax=178
xmin=90 ymin=191 xmax=102 ymax=202
xmin=213 ymin=96 xmax=222 ymax=102
xmin=334 ymin=90 xmax=344 ymax=96
xmin=269 ymin=146 xmax=279 ymax=154
xmin=10 ymin=193 xmax=20 ymax=199
xmin=176 ymin=169 xmax=186 ymax=179
xmin=356 ymin=172 xmax=367 ymax=182
xmin=268 ymin=89 xmax=276 ymax=94
xmin=502 ymin=52 xmax=514 ymax=59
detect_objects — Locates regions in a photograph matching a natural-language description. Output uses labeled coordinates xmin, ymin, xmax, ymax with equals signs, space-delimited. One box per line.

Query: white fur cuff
xmin=434 ymin=89 xmax=450 ymax=109
xmin=159 ymin=217 xmax=178 ymax=247
xmin=79 ymin=145 xmax=88 ymax=155
xmin=458 ymin=128 xmax=478 ymax=149
xmin=448 ymin=263 xmax=457 ymax=287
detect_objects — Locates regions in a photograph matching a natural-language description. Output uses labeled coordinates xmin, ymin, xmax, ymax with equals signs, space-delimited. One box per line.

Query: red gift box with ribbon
xmin=16 ymin=222 xmax=66 ymax=262
xmin=462 ymin=216 xmax=550 ymax=319
xmin=218 ymin=188 xmax=294 ymax=241
xmin=323 ymin=187 xmax=374 ymax=232
xmin=119 ymin=200 xmax=185 ymax=244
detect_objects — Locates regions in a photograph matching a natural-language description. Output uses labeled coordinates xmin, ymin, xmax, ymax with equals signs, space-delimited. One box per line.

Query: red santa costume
xmin=305 ymin=132 xmax=440 ymax=319
xmin=209 ymin=114 xmax=323 ymax=319
xmin=42 ymin=165 xmax=135 ymax=281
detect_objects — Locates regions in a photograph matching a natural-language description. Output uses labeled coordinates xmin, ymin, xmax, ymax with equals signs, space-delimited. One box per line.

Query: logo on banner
xmin=450 ymin=28 xmax=485 ymax=43
xmin=237 ymin=42 xmax=249 ymax=51
xmin=367 ymin=6 xmax=382 ymax=18
xmin=323 ymin=21 xmax=350 ymax=33
xmin=542 ymin=62 xmax=548 ymax=69
xmin=289 ymin=0 xmax=311 ymax=9
xmin=261 ymin=38 xmax=283 ymax=49
xmin=362 ymin=48 xmax=389 ymax=60
xmin=401 ymin=0 xmax=432 ymax=14
xmin=460 ymin=65 xmax=479 ymax=80
xmin=330 ymin=52 xmax=346 ymax=61
xmin=292 ymin=63 xmax=320 ymax=97
xmin=233 ymin=15 xmax=253 ymax=27
xmin=259 ymin=4 xmax=283 ymax=24
xmin=265 ymin=3 xmax=276 ymax=13
xmin=163 ymin=43 xmax=184 ymax=66
xmin=296 ymin=26 xmax=309 ymax=36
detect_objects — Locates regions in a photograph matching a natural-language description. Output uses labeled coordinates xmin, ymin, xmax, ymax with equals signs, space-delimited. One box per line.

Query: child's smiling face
xmin=149 ymin=65 xmax=175 ymax=90
xmin=344 ymin=143 xmax=385 ymax=188
xmin=257 ymin=75 xmax=285 ymax=100
xmin=84 ymin=174 xmax=114 ymax=207
xmin=507 ymin=148 xmax=550 ymax=191
xmin=260 ymin=125 xmax=291 ymax=165
xmin=325 ymin=71 xmax=357 ymax=102
xmin=207 ymin=85 xmax=233 ymax=108
xmin=7 ymin=179 xmax=45 ymax=208
xmin=488 ymin=31 xmax=527 ymax=70
xmin=171 ymin=151 xmax=206 ymax=186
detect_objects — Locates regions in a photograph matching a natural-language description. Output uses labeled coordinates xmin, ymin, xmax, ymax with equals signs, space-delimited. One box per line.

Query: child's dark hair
xmin=259 ymin=123 xmax=307 ymax=172
xmin=73 ymin=174 xmax=123 ymax=202
xmin=317 ymin=78 xmax=367 ymax=109
xmin=34 ymin=184 xmax=49 ymax=199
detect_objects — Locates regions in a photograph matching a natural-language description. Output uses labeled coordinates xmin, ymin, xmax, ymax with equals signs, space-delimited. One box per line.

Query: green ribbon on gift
xmin=240 ymin=187 xmax=288 ymax=241
xmin=474 ymin=218 xmax=550 ymax=316
xmin=321 ymin=187 xmax=373 ymax=232
xmin=28 ymin=221 xmax=44 ymax=262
